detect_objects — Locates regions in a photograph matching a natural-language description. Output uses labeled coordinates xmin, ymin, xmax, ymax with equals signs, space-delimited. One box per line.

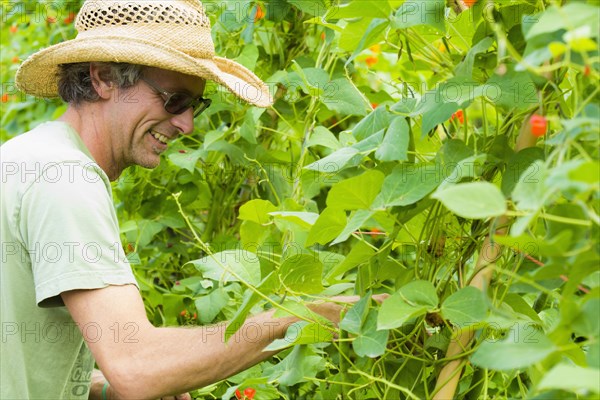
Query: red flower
xmin=450 ymin=110 xmax=464 ymax=124
xmin=365 ymin=56 xmax=378 ymax=67
xmin=584 ymin=65 xmax=591 ymax=77
xmin=64 ymin=12 xmax=76 ymax=24
xmin=244 ymin=388 xmax=256 ymax=399
xmin=529 ymin=114 xmax=547 ymax=137
xmin=320 ymin=32 xmax=325 ymax=41
xmin=463 ymin=0 xmax=477 ymax=7
xmin=254 ymin=4 xmax=265 ymax=21
xmin=369 ymin=228 xmax=382 ymax=239
xmin=180 ymin=310 xmax=188 ymax=317
xmin=371 ymin=103 xmax=378 ymax=109
xmin=235 ymin=389 xmax=242 ymax=399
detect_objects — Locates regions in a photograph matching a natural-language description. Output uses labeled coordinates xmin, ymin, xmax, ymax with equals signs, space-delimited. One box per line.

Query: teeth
xmin=149 ymin=130 xmax=169 ymax=144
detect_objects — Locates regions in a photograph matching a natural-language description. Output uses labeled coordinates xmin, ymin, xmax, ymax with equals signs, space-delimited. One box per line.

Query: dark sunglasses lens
xmin=165 ymin=93 xmax=193 ymax=114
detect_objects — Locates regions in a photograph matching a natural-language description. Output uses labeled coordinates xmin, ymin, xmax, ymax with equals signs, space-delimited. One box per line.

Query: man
xmin=1 ymin=1 xmax=374 ymax=398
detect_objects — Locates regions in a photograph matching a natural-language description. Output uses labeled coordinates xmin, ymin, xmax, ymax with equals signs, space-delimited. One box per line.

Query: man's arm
xmin=63 ymin=284 xmax=351 ymax=399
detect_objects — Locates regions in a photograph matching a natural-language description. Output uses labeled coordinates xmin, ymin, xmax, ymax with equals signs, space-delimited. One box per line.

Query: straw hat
xmin=15 ymin=0 xmax=273 ymax=107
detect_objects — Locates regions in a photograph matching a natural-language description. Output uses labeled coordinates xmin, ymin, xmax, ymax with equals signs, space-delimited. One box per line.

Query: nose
xmin=169 ymin=107 xmax=195 ymax=135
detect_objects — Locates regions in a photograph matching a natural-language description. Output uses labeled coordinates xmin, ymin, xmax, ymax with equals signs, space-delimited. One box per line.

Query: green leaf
xmin=238 ymin=108 xmax=264 ymax=144
xmin=524 ymin=4 xmax=600 ymax=41
xmin=441 ymin=287 xmax=488 ymax=328
xmin=238 ymin=199 xmax=277 ymax=224
xmin=327 ymin=170 xmax=385 ymax=210
xmin=373 ymin=164 xmax=442 ymax=208
xmin=331 ymin=209 xmax=374 ymax=245
xmin=537 ymin=364 xmax=600 ymax=394
xmin=377 ymin=280 xmax=439 ymax=329
xmin=194 ymin=287 xmax=229 ymax=324
xmin=485 ymin=68 xmax=538 ymax=110
xmin=279 ymin=254 xmax=324 ymax=294
xmin=306 ymin=207 xmax=347 ymax=246
xmin=307 ymin=126 xmax=341 ymax=150
xmin=136 ymin=220 xmax=164 ymax=247
xmin=432 ymin=182 xmax=507 ymax=219
xmin=330 ymin=0 xmax=391 ymax=19
xmin=189 ymin=250 xmax=261 ymax=286
xmin=437 ymin=154 xmax=488 ymax=190
xmin=340 ymin=294 xmax=370 ymax=334
xmin=161 ymin=293 xmax=188 ymax=325
xmin=512 ymin=160 xmax=548 ymax=211
xmin=287 ymin=0 xmax=329 ymax=16
xmin=352 ymin=105 xmax=393 ymax=141
xmin=326 ymin=240 xmax=376 ymax=281
xmin=321 ymin=78 xmax=369 ymax=116
xmin=167 ymin=148 xmax=204 ymax=172
xmin=264 ymin=345 xmax=327 ymax=386
xmin=269 ymin=211 xmax=319 ymax=230
xmin=502 ymin=147 xmax=545 ymax=196
xmin=346 ymin=18 xmax=389 ymax=66
xmin=572 ymin=298 xmax=600 ymax=338
xmin=353 ymin=309 xmax=389 ymax=358
xmin=471 ymin=324 xmax=556 ymax=370
xmin=455 ymin=37 xmax=494 ymax=78
xmin=375 ymin=117 xmax=410 ymax=162
xmin=393 ymin=0 xmax=446 ymax=33
xmin=304 ymin=147 xmax=361 ymax=172
xmin=502 ymin=293 xmax=542 ymax=324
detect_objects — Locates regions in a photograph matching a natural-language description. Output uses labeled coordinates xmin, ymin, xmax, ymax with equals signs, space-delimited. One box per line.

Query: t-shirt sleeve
xmin=18 ymin=162 xmax=138 ymax=307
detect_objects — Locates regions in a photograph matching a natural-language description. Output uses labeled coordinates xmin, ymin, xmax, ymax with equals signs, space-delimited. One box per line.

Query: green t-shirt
xmin=1 ymin=121 xmax=138 ymax=399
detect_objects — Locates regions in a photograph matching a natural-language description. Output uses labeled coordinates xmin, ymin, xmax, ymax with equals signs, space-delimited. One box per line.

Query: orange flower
xmin=450 ymin=110 xmax=464 ymax=124
xmin=254 ymin=4 xmax=264 ymax=21
xmin=584 ymin=65 xmax=591 ymax=77
xmin=365 ymin=56 xmax=378 ymax=67
xmin=463 ymin=0 xmax=477 ymax=7
xmin=64 ymin=12 xmax=76 ymax=24
xmin=244 ymin=388 xmax=256 ymax=399
xmin=9 ymin=25 xmax=17 ymax=34
xmin=320 ymin=32 xmax=325 ymax=41
xmin=371 ymin=103 xmax=378 ymax=109
xmin=369 ymin=228 xmax=382 ymax=239
xmin=46 ymin=16 xmax=57 ymax=24
xmin=12 ymin=56 xmax=19 ymax=64
xmin=1 ymin=94 xmax=9 ymax=103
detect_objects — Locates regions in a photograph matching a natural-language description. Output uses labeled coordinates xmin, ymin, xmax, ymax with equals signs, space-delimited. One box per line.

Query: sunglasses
xmin=140 ymin=76 xmax=211 ymax=117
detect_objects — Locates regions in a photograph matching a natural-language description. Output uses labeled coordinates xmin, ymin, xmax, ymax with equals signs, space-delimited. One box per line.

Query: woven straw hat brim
xmin=15 ymin=36 xmax=273 ymax=108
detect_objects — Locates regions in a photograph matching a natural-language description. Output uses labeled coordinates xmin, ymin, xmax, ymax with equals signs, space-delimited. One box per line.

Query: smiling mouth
xmin=148 ymin=129 xmax=169 ymax=145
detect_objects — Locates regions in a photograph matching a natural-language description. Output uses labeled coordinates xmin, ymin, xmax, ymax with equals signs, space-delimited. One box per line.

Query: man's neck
xmin=58 ymin=105 xmax=123 ymax=181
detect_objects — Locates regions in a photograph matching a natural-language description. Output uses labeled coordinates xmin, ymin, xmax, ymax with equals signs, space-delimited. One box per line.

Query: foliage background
xmin=1 ymin=0 xmax=599 ymax=399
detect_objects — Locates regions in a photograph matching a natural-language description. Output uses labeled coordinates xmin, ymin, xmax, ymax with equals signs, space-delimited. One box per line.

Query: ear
xmin=89 ymin=62 xmax=115 ymax=100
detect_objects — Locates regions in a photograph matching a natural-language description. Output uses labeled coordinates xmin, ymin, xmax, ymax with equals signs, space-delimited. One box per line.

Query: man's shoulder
xmin=1 ymin=121 xmax=93 ymax=165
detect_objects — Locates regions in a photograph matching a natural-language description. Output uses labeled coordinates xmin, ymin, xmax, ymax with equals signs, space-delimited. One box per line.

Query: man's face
xmin=111 ymin=67 xmax=206 ymax=170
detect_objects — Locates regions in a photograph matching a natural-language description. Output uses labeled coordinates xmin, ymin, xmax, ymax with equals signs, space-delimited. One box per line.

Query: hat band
xmin=76 ymin=25 xmax=215 ymax=59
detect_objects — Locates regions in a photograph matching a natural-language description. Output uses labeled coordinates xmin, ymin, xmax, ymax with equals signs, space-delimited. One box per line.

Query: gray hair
xmin=57 ymin=62 xmax=143 ymax=104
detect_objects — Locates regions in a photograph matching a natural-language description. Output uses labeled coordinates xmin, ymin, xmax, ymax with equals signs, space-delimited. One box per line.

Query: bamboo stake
xmin=432 ymin=116 xmax=539 ymax=400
